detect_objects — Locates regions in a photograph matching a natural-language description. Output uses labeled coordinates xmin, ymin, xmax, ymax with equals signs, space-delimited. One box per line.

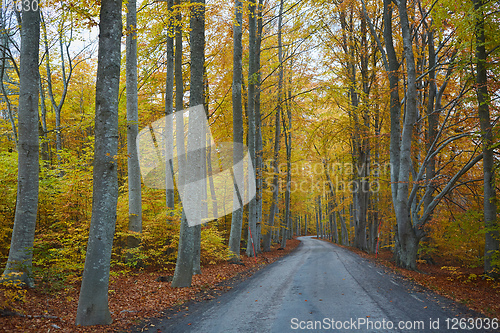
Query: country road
xmin=139 ymin=236 xmax=492 ymax=332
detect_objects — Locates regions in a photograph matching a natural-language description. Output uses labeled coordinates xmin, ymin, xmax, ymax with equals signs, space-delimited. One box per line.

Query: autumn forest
xmin=0 ymin=0 xmax=500 ymax=329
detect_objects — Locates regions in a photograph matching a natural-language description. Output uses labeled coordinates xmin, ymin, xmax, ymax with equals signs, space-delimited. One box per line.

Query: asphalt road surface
xmin=141 ymin=236 xmax=493 ymax=332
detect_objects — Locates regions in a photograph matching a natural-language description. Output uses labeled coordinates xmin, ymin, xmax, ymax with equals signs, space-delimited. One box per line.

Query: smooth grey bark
xmin=393 ymin=0 xmax=420 ymax=270
xmin=171 ymin=18 xmax=192 ymax=287
xmin=171 ymin=110 xmax=194 ymax=286
xmin=165 ymin=0 xmax=175 ymax=212
xmin=172 ymin=0 xmax=205 ymax=286
xmin=383 ymin=0 xmax=401 ymax=209
xmin=246 ymin=0 xmax=258 ymax=257
xmin=370 ymin=94 xmax=381 ymax=254
xmin=318 ymin=196 xmax=323 ymax=239
xmin=353 ymin=14 xmax=370 ymax=252
xmin=75 ymin=0 xmax=122 ymax=325
xmin=282 ymin=63 xmax=292 ymax=247
xmin=315 ymin=201 xmax=320 ymax=238
xmin=189 ymin=0 xmax=205 ymax=276
xmin=229 ymin=0 xmax=244 ymax=261
xmin=264 ymin=0 xmax=283 ymax=252
xmin=175 ymin=0 xmax=183 ymax=113
xmin=1 ymin=6 xmax=40 ymax=288
xmin=474 ymin=0 xmax=499 ymax=277
xmin=126 ymin=0 xmax=142 ymax=251
xmin=254 ymin=0 xmax=264 ymax=254
xmin=170 ymin=0 xmax=195 ymax=287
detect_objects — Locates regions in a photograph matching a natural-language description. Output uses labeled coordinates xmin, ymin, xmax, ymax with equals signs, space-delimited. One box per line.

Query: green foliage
xmin=32 ymin=227 xmax=87 ymax=293
xmin=1 ymin=139 xmax=232 ymax=291
xmin=200 ymin=225 xmax=232 ymax=265
xmin=0 ymin=151 xmax=18 ymax=260
xmin=431 ymin=210 xmax=485 ymax=267
xmin=114 ymin=186 xmax=230 ymax=268
xmin=0 ymin=272 xmax=27 ymax=311
xmin=488 ymin=250 xmax=500 ymax=277
xmin=29 ymin=148 xmax=93 ymax=293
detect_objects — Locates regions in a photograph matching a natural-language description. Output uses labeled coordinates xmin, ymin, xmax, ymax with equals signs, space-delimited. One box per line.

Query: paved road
xmin=144 ymin=236 xmax=492 ymax=332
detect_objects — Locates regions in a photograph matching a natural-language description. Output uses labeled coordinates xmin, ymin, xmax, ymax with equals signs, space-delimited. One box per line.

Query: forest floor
xmin=0 ymin=238 xmax=300 ymax=333
xmin=328 ymin=240 xmax=500 ymax=319
xmin=2 ymin=236 xmax=499 ymax=332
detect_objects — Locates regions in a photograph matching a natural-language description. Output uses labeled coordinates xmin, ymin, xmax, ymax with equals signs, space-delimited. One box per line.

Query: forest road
xmin=144 ymin=236 xmax=491 ymax=333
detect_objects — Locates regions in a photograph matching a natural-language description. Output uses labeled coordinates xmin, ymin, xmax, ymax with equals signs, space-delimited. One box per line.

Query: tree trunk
xmin=304 ymin=214 xmax=307 ymax=236
xmin=383 ymin=0 xmax=401 ymax=209
xmin=175 ymin=0 xmax=183 ymax=113
xmin=171 ymin=0 xmax=195 ymax=287
xmin=318 ymin=196 xmax=323 ymax=239
xmin=254 ymin=0 xmax=264 ymax=254
xmin=282 ymin=62 xmax=292 ymax=245
xmin=229 ymin=0 xmax=244 ymax=261
xmin=190 ymin=0 xmax=206 ymax=276
xmin=265 ymin=0 xmax=284 ymax=251
xmin=165 ymin=0 xmax=175 ymax=212
xmin=474 ymin=0 xmax=499 ymax=277
xmin=75 ymin=0 xmax=121 ymax=325
xmin=315 ymin=205 xmax=320 ymax=238
xmin=126 ymin=0 xmax=142 ymax=253
xmin=172 ymin=0 xmax=205 ymax=285
xmin=394 ymin=0 xmax=420 ymax=270
xmin=339 ymin=201 xmax=349 ymax=245
xmin=329 ymin=194 xmax=338 ymax=243
xmin=1 ymin=6 xmax=40 ymax=288
xmin=394 ymin=227 xmax=419 ymax=269
xmin=246 ymin=0 xmax=258 ymax=257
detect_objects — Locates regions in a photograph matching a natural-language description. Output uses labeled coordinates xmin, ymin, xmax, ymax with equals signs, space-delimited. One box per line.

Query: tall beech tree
xmin=75 ymin=0 xmax=122 ymax=325
xmin=263 ymin=0 xmax=283 ymax=252
xmin=354 ymin=0 xmax=486 ymax=270
xmin=172 ymin=0 xmax=205 ymax=287
xmin=165 ymin=0 xmax=175 ymax=212
xmin=1 ymin=5 xmax=40 ymax=288
xmin=189 ymin=0 xmax=205 ymax=276
xmin=246 ymin=0 xmax=258 ymax=256
xmin=229 ymin=0 xmax=244 ymax=261
xmin=473 ymin=0 xmax=499 ymax=277
xmin=390 ymin=0 xmax=483 ymax=269
xmin=254 ymin=0 xmax=264 ymax=253
xmin=126 ymin=0 xmax=142 ymax=253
